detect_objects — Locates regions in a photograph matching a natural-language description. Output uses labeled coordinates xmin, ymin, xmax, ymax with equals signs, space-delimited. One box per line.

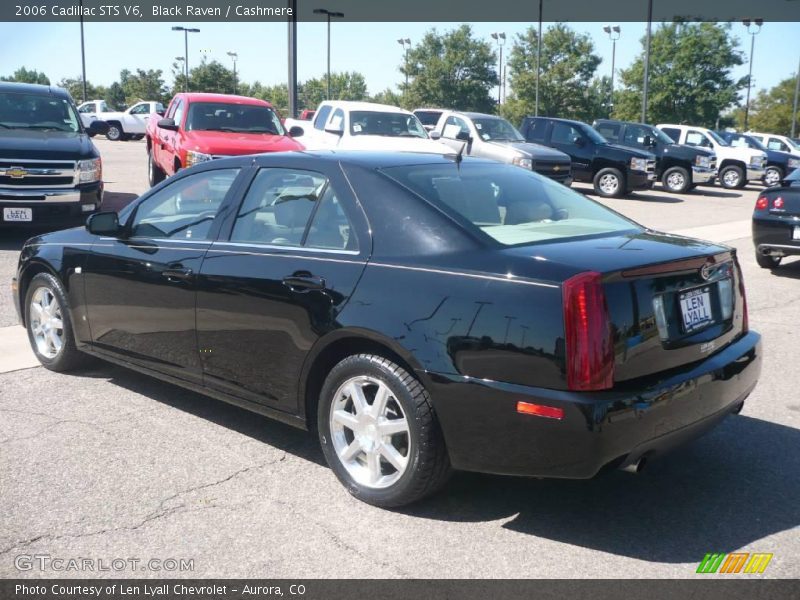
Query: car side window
xmin=623 ymin=125 xmax=650 ymax=146
xmin=442 ymin=115 xmax=470 ymax=139
xmin=551 ymin=122 xmax=582 ymax=145
xmin=686 ymin=131 xmax=712 ymax=148
xmin=165 ymin=101 xmax=177 ymax=119
xmin=230 ymin=168 xmax=328 ymax=247
xmin=78 ymin=104 xmax=94 ymax=114
xmin=305 ymin=187 xmax=357 ymax=251
xmin=313 ymin=105 xmax=332 ymax=131
xmin=596 ymin=123 xmax=621 ymax=141
xmin=768 ymin=139 xmax=789 ymax=152
xmin=129 ymin=169 xmax=240 ymax=240
xmin=329 ymin=108 xmax=345 ymax=131
xmin=130 ymin=104 xmax=149 ymax=115
xmin=526 ymin=119 xmax=548 ymax=142
xmin=172 ymin=100 xmax=185 ymax=127
xmin=660 ymin=127 xmax=681 ymax=143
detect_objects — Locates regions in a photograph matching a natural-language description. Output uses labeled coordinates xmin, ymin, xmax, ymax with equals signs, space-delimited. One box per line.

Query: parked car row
xmin=77 ymin=99 xmax=164 ymax=140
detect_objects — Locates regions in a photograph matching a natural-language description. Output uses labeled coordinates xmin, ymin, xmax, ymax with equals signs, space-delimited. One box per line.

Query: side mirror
xmin=288 ymin=125 xmax=304 ymax=138
xmin=87 ymin=120 xmax=110 ymax=136
xmin=157 ymin=118 xmax=178 ymax=131
xmin=429 ymin=131 xmax=442 ymax=140
xmin=156 ymin=109 xmax=165 ymax=116
xmin=86 ymin=211 xmax=120 ymax=236
xmin=643 ymin=135 xmax=655 ymax=147
xmin=324 ymin=122 xmax=344 ymax=136
xmin=573 ymin=136 xmax=586 ymax=147
xmin=456 ymin=130 xmax=472 ymax=143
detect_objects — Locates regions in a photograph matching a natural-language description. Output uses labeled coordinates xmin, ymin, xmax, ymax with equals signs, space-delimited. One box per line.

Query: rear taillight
xmin=773 ymin=197 xmax=784 ymax=209
xmin=736 ymin=261 xmax=749 ymax=333
xmin=755 ymin=196 xmax=768 ymax=210
xmin=562 ymin=271 xmax=614 ymax=391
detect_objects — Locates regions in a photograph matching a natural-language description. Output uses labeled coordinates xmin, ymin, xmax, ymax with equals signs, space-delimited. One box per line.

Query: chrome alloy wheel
xmin=666 ymin=171 xmax=686 ymax=191
xmin=29 ymin=287 xmax=64 ymax=359
xmin=329 ymin=375 xmax=411 ymax=489
xmin=764 ymin=167 xmax=781 ymax=187
xmin=722 ymin=168 xmax=740 ymax=188
xmin=598 ymin=173 xmax=620 ymax=195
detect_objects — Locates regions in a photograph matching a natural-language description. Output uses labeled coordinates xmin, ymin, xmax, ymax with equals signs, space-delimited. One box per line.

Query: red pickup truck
xmin=145 ymin=92 xmax=304 ymax=186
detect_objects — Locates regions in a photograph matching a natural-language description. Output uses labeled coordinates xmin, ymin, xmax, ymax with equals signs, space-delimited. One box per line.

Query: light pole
xmin=397 ymin=38 xmax=411 ymax=98
xmin=227 ymin=51 xmax=239 ymax=94
xmin=172 ymin=26 xmax=200 ymax=92
xmin=792 ymin=54 xmax=800 ymax=138
xmin=491 ymin=32 xmax=506 ymax=105
xmin=313 ymin=8 xmax=345 ymax=100
xmin=641 ymin=0 xmax=653 ymax=123
xmin=603 ymin=25 xmax=621 ymax=117
xmin=535 ymin=0 xmax=543 ymax=116
xmin=174 ymin=56 xmax=186 ymax=91
xmin=742 ymin=18 xmax=763 ymax=131
xmin=79 ymin=0 xmax=87 ymax=102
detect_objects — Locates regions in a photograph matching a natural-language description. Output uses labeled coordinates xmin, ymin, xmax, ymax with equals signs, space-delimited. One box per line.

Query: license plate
xmin=793 ymin=226 xmax=800 ymax=241
xmin=680 ymin=286 xmax=713 ymax=333
xmin=3 ymin=207 xmax=32 ymax=222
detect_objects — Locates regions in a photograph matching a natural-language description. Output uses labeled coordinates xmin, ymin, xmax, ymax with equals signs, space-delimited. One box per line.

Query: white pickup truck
xmin=658 ymin=124 xmax=767 ymax=189
xmin=76 ymin=99 xmax=110 ymax=133
xmin=100 ymin=101 xmax=165 ymax=141
xmin=285 ymin=101 xmax=453 ymax=154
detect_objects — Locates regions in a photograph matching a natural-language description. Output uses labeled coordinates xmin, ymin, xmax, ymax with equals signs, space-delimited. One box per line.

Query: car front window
xmin=349 ymin=111 xmax=427 ymax=138
xmin=0 ymin=92 xmax=81 ymax=132
xmin=472 ymin=117 xmax=524 ymax=142
xmin=186 ymin=102 xmax=285 ymax=135
xmin=381 ymin=162 xmax=638 ymax=246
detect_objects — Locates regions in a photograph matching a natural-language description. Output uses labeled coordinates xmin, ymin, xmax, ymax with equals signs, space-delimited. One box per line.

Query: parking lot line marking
xmin=671 ymin=220 xmax=751 ymax=244
xmin=0 ymin=325 xmax=38 ymax=374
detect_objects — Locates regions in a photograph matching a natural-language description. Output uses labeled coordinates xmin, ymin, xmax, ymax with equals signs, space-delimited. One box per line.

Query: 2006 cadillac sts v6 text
xmin=12 ymin=151 xmax=761 ymax=507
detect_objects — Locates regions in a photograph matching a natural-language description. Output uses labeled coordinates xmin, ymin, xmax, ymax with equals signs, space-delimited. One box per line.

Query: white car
xmin=746 ymin=132 xmax=800 ymax=158
xmin=658 ymin=124 xmax=767 ymax=189
xmin=101 ymin=101 xmax=165 ymax=141
xmin=287 ymin=101 xmax=453 ymax=154
xmin=76 ymin=99 xmax=110 ymax=132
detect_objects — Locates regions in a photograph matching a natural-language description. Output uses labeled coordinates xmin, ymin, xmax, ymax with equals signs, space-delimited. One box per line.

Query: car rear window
xmin=381 ymin=162 xmax=638 ymax=246
xmin=415 ymin=111 xmax=442 ymax=127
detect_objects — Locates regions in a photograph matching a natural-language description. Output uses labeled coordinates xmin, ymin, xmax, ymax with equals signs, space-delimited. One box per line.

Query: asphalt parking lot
xmin=1 ymin=139 xmax=798 ymax=579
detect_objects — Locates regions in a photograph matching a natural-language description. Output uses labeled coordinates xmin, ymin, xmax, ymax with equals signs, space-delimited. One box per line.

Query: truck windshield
xmin=706 ymin=130 xmax=729 ymax=146
xmin=652 ymin=128 xmax=675 ymax=145
xmin=350 ymin=111 xmax=427 ymax=138
xmin=0 ymin=92 xmax=81 ymax=132
xmin=472 ymin=117 xmax=524 ymax=142
xmin=186 ymin=102 xmax=285 ymax=135
xmin=577 ymin=122 xmax=610 ymax=145
xmin=382 ymin=161 xmax=638 ymax=246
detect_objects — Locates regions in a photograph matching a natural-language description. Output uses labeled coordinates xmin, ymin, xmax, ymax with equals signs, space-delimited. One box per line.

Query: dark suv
xmin=593 ymin=119 xmax=716 ymax=193
xmin=519 ymin=116 xmax=656 ymax=198
xmin=0 ymin=82 xmax=108 ymax=227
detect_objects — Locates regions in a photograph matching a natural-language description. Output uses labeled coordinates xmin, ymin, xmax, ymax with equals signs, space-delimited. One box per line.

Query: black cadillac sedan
xmin=12 ymin=151 xmax=761 ymax=507
xmin=753 ymin=167 xmax=800 ymax=269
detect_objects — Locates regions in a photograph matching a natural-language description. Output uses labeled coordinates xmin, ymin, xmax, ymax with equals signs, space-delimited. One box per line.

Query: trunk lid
xmin=503 ymin=230 xmax=747 ymax=385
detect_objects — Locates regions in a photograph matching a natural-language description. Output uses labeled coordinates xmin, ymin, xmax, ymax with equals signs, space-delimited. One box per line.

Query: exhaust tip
xmin=620 ymin=456 xmax=648 ymax=474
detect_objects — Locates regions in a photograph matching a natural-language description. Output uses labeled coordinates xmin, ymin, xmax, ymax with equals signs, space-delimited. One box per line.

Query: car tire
xmin=24 ymin=273 xmax=92 ymax=372
xmin=148 ymin=149 xmax=165 ymax=187
xmin=106 ymin=123 xmax=124 ymax=141
xmin=719 ymin=165 xmax=744 ymax=189
xmin=318 ymin=354 xmax=451 ymax=507
xmin=755 ymin=252 xmax=782 ymax=269
xmin=593 ymin=168 xmax=625 ymax=198
xmin=662 ymin=166 xmax=691 ymax=194
xmin=764 ymin=166 xmax=783 ymax=188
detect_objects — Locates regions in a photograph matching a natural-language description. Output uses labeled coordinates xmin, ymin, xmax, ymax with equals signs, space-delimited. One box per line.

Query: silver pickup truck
xmin=431 ymin=110 xmax=572 ymax=185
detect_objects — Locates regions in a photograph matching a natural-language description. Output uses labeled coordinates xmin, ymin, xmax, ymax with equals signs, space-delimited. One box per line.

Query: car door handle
xmin=283 ymin=272 xmax=326 ymax=291
xmin=162 ymin=266 xmax=193 ymax=281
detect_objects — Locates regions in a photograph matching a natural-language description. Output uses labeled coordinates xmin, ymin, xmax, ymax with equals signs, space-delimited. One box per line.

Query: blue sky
xmin=1 ymin=21 xmax=798 ymax=101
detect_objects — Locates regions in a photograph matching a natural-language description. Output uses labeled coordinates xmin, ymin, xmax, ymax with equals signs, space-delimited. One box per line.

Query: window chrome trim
xmin=368 ymin=262 xmax=559 ymax=289
xmin=214 ymin=240 xmax=360 ymax=255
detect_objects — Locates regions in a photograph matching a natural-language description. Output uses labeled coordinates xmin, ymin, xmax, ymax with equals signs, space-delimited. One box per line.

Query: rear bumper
xmin=692 ymin=165 xmax=716 ymax=184
xmin=0 ymin=182 xmax=102 ymax=226
xmin=753 ymin=217 xmax=800 ymax=256
xmin=426 ymin=331 xmax=761 ymax=478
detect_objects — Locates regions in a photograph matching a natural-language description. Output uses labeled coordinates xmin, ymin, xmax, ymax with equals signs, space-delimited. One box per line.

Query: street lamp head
xmin=187 ymin=28 xmax=200 ymax=33
xmin=403 ymin=38 xmax=410 ymax=44
xmin=499 ymin=33 xmax=506 ymax=41
xmin=613 ymin=26 xmax=621 ymax=33
xmin=175 ymin=56 xmax=184 ymax=62
xmin=603 ymin=26 xmax=610 ymax=33
xmin=315 ymin=8 xmax=344 ymax=18
xmin=172 ymin=26 xmax=184 ymax=31
xmin=227 ymin=51 xmax=238 ymax=59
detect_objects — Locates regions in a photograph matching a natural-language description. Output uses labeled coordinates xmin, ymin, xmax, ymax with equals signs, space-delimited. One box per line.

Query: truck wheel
xmin=106 ymin=123 xmax=124 ymax=141
xmin=148 ymin=149 xmax=165 ymax=187
xmin=318 ymin=354 xmax=451 ymax=507
xmin=764 ymin=166 xmax=783 ymax=188
xmin=720 ymin=165 xmax=744 ymax=189
xmin=756 ymin=252 xmax=781 ymax=269
xmin=662 ymin=166 xmax=691 ymax=193
xmin=593 ymin=168 xmax=625 ymax=198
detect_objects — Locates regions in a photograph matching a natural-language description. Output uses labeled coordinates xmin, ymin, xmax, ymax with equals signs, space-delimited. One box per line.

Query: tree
xmin=741 ymin=75 xmax=798 ymax=135
xmin=370 ymin=88 xmax=403 ymax=107
xmin=1 ymin=67 xmax=50 ymax=85
xmin=119 ymin=68 xmax=168 ymax=106
xmin=299 ymin=72 xmax=369 ymax=109
xmin=173 ymin=59 xmax=236 ymax=96
xmin=403 ymin=25 xmax=498 ymax=113
xmin=243 ymin=81 xmax=290 ymax=114
xmin=614 ymin=23 xmax=744 ymax=126
xmin=503 ymin=24 xmax=603 ymax=125
xmin=56 ymin=77 xmax=107 ymax=104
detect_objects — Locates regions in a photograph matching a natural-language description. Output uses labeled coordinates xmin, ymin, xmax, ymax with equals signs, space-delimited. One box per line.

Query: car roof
xmin=228 ymin=149 xmax=493 ymax=170
xmin=321 ymin=100 xmax=411 ymax=114
xmin=0 ymin=81 xmax=71 ymax=99
xmin=524 ymin=116 xmax=585 ymax=126
xmin=177 ymin=93 xmax=273 ymax=107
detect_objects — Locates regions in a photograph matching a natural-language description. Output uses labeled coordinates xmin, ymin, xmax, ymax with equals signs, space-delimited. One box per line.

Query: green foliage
xmin=370 ymin=88 xmax=403 ymax=107
xmin=119 ymin=68 xmax=168 ymax=106
xmin=56 ymin=76 xmax=107 ymax=104
xmin=504 ymin=24 xmax=604 ymax=124
xmin=615 ymin=23 xmax=744 ymax=126
xmin=300 ymin=71 xmax=369 ymax=108
xmin=1 ymin=67 xmax=50 ymax=85
xmin=242 ymin=81 xmax=290 ymax=114
xmin=403 ymin=25 xmax=498 ymax=113
xmin=742 ymin=76 xmax=799 ymax=135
